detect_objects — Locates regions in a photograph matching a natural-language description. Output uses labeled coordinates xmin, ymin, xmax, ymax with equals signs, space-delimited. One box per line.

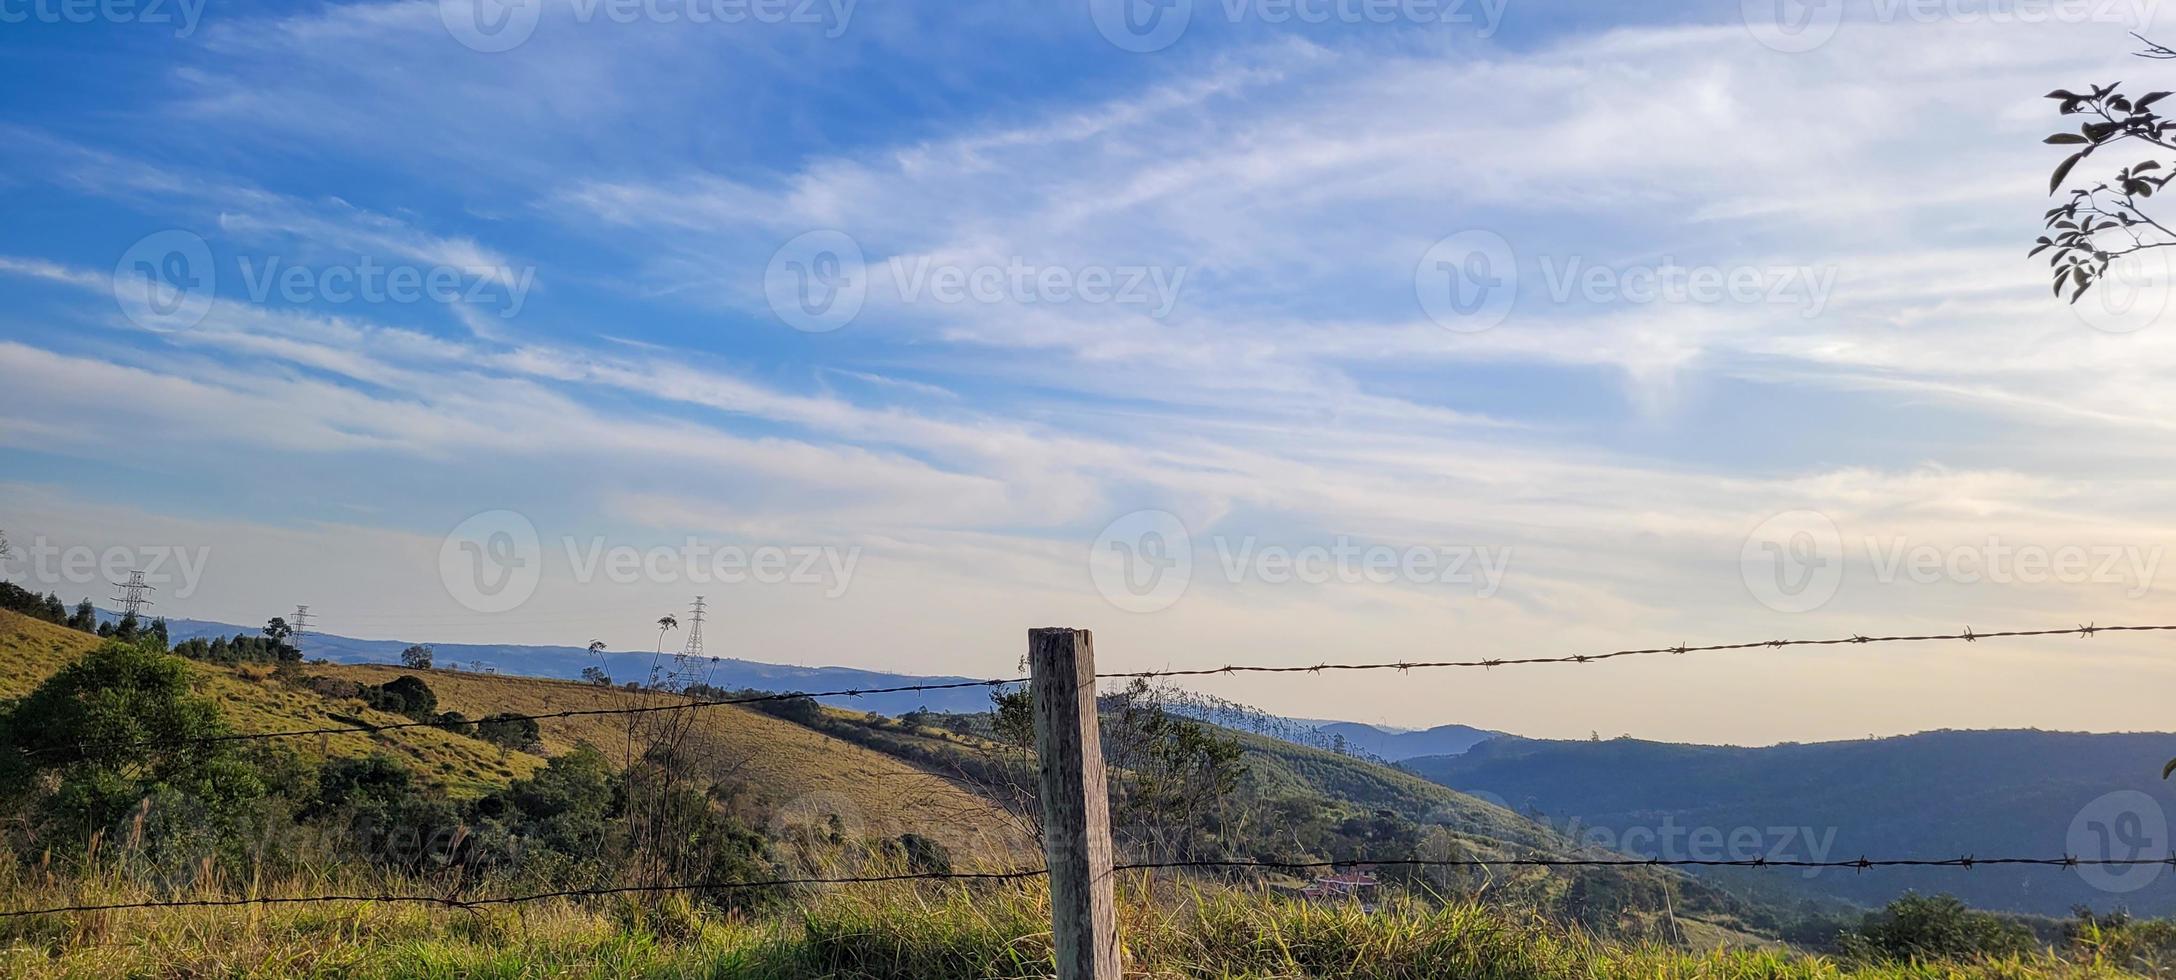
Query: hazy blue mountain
xmin=1404 ymin=730 xmax=2176 ymax=916
xmin=1308 ymin=721 xmax=1499 ymax=761
xmin=148 ymin=615 xmax=1012 ymax=715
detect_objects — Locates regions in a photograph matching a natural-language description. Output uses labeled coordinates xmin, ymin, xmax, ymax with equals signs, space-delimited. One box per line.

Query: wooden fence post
xmin=1030 ymin=627 xmax=1122 ymax=980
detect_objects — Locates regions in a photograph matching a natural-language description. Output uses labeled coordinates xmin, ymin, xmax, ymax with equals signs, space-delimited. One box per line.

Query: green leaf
xmin=2052 ymin=151 xmax=2086 ymax=194
xmin=2046 ymin=133 xmax=2090 ymax=144
xmin=2165 ymin=757 xmax=2175 ymax=779
xmin=2139 ymin=91 xmax=2171 ymax=109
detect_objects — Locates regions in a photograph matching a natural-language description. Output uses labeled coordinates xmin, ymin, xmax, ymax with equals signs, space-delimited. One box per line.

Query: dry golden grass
xmin=0 ymin=611 xmax=1025 ymax=855
xmin=316 ymin=662 xmax=1030 ymax=862
xmin=0 ymin=611 xmax=539 ymax=795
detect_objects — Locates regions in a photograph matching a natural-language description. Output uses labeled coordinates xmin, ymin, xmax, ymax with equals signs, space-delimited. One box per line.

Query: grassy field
xmin=0 ymin=610 xmax=1026 ymax=858
xmin=0 ymin=611 xmax=539 ymax=795
xmin=0 ymin=870 xmax=2153 ymax=980
xmin=315 ymin=662 xmax=1029 ymax=861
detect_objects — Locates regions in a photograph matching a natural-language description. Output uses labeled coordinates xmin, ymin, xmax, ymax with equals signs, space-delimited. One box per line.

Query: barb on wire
xmin=34 ymin=621 xmax=2176 ymax=757
xmin=1094 ymin=623 xmax=2176 ymax=682
xmin=3 ymin=852 xmax=2170 ymax=919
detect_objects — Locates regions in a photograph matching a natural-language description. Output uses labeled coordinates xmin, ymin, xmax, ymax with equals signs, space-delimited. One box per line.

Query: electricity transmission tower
xmin=291 ymin=604 xmax=312 ymax=659
xmin=111 ymin=571 xmax=155 ymax=618
xmin=672 ymin=596 xmax=709 ymax=689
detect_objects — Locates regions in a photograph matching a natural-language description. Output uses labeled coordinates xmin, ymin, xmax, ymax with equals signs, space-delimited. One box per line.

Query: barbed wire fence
xmin=4 ymin=621 xmax=2173 ymax=977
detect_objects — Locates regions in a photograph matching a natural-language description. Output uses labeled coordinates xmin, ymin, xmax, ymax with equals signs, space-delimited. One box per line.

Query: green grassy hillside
xmin=0 ymin=610 xmax=1027 ymax=860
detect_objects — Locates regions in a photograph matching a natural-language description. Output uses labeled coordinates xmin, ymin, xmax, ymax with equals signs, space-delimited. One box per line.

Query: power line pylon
xmin=110 ymin=571 xmax=155 ymax=619
xmin=672 ymin=596 xmax=708 ymax=689
xmin=292 ymin=604 xmax=312 ymax=658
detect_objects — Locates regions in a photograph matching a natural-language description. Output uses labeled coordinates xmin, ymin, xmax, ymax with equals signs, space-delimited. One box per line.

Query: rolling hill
xmin=1306 ymin=721 xmax=1500 ymax=761
xmin=0 ymin=609 xmax=1027 ymax=859
xmin=1405 ymin=731 xmax=2176 ymax=917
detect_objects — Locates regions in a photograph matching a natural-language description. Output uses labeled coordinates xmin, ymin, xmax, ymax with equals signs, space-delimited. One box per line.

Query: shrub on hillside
xmin=476 ymin=712 xmax=542 ymax=752
xmin=1843 ymin=893 xmax=2037 ymax=962
xmin=0 ymin=639 xmax=297 ymax=870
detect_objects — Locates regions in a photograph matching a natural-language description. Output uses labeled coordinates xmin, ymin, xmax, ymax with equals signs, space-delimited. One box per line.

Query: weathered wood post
xmin=1030 ymin=627 xmax=1122 ymax=980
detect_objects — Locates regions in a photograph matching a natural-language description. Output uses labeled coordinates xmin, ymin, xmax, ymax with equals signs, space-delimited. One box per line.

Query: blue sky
xmin=4 ymin=0 xmax=2176 ymax=743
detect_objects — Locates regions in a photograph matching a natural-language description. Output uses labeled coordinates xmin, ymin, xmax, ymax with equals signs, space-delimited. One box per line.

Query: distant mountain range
xmin=1404 ymin=730 xmax=2176 ymax=916
xmin=1307 ymin=721 xmax=1499 ymax=761
xmin=148 ymin=615 xmax=1011 ymax=716
xmin=145 ymin=615 xmax=1501 ymax=754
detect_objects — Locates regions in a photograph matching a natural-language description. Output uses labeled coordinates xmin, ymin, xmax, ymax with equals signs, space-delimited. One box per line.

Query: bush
xmin=1843 ymin=893 xmax=2037 ymax=962
xmin=0 ymin=640 xmax=289 ymax=867
xmin=476 ymin=712 xmax=542 ymax=752
xmin=360 ymin=675 xmax=437 ymax=720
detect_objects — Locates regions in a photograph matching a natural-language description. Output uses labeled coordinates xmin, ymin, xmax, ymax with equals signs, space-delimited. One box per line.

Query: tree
xmin=0 ymin=640 xmax=241 ymax=843
xmin=2033 ymin=39 xmax=2176 ymax=301
xmin=263 ymin=617 xmax=291 ymax=644
xmin=400 ymin=644 xmax=434 ymax=670
xmin=581 ymin=666 xmax=612 ymax=686
xmin=366 ymin=676 xmax=438 ymax=720
xmin=1842 ymin=893 xmax=2035 ymax=962
xmin=477 ymin=712 xmax=542 ymax=752
xmin=62 ymin=598 xmax=94 ymax=633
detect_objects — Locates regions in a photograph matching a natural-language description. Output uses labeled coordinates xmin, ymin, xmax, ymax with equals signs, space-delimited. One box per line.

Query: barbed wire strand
xmin=4 ymin=853 xmax=2171 ymax=918
xmin=1096 ymin=623 xmax=2176 ymax=680
xmin=35 ymin=622 xmax=2176 ymax=756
